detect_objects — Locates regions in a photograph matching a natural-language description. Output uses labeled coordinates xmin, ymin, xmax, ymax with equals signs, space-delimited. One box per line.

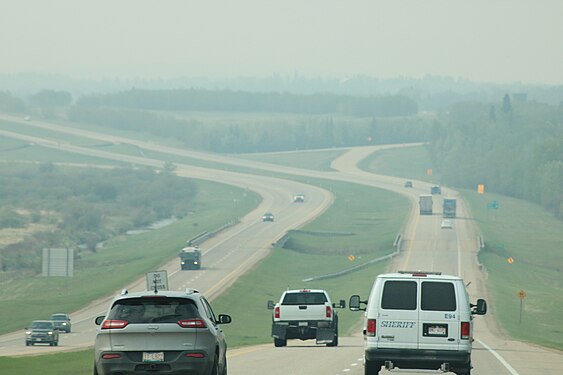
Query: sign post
xmin=146 ymin=271 xmax=169 ymax=292
xmin=517 ymin=290 xmax=527 ymax=323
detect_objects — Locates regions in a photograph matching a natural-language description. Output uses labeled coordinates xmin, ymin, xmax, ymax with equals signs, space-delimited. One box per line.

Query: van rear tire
xmin=274 ymin=338 xmax=287 ymax=347
xmin=364 ymin=360 xmax=382 ymax=374
xmin=455 ymin=363 xmax=471 ymax=375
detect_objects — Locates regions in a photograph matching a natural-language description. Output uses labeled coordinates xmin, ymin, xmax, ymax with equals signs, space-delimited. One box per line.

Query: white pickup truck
xmin=267 ymin=289 xmax=345 ymax=347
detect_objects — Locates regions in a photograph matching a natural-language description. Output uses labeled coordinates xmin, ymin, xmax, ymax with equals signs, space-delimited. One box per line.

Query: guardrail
xmin=186 ymin=220 xmax=239 ymax=246
xmin=301 ymin=233 xmax=403 ymax=282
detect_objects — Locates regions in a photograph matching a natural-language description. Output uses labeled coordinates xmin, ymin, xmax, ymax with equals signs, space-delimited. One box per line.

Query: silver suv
xmin=94 ymin=289 xmax=231 ymax=375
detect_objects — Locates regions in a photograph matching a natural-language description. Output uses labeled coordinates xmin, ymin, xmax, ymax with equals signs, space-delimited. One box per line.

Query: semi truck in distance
xmin=419 ymin=194 xmax=433 ymax=215
xmin=443 ymin=197 xmax=457 ymax=218
xmin=179 ymin=246 xmax=201 ymax=270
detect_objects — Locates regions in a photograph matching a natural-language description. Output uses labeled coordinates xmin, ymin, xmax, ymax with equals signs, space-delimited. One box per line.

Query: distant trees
xmin=28 ymin=89 xmax=72 ymax=119
xmin=69 ymin=89 xmax=428 ymax=153
xmin=0 ymin=91 xmax=26 ymax=113
xmin=29 ymin=89 xmax=72 ymax=108
xmin=76 ymin=88 xmax=417 ymax=117
xmin=428 ymin=98 xmax=563 ymax=219
xmin=0 ymin=164 xmax=198 ymax=271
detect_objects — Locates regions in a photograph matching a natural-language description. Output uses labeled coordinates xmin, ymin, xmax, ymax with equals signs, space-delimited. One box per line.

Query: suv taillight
xmin=102 ymin=353 xmax=122 ymax=360
xmin=366 ymin=319 xmax=376 ymax=336
xmin=461 ymin=321 xmax=470 ymax=339
xmin=326 ymin=306 xmax=332 ymax=318
xmin=274 ymin=306 xmax=280 ymax=319
xmin=101 ymin=320 xmax=129 ymax=330
xmin=178 ymin=319 xmax=207 ymax=328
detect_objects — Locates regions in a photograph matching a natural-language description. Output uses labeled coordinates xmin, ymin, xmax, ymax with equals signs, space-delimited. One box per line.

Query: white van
xmin=349 ymin=271 xmax=487 ymax=375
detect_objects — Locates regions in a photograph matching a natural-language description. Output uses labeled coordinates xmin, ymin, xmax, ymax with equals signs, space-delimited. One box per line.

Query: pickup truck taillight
xmin=366 ymin=319 xmax=377 ymax=336
xmin=461 ymin=322 xmax=470 ymax=339
xmin=101 ymin=320 xmax=129 ymax=330
xmin=326 ymin=306 xmax=332 ymax=318
xmin=274 ymin=306 xmax=280 ymax=319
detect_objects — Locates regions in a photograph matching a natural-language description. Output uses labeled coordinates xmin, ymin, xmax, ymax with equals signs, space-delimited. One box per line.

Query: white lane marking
xmin=351 ymin=363 xmax=358 ymax=367
xmin=477 ymin=339 xmax=521 ymax=375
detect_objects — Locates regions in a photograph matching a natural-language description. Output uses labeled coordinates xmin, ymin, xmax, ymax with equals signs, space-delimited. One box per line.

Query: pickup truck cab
xmin=267 ymin=289 xmax=345 ymax=347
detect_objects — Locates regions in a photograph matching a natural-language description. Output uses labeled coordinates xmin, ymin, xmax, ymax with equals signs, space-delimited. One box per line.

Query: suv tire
xmin=274 ymin=338 xmax=287 ymax=347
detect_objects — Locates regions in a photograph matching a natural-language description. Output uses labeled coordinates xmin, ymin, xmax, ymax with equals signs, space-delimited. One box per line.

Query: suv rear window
xmin=282 ymin=292 xmax=327 ymax=305
xmin=421 ymin=281 xmax=456 ymax=311
xmin=381 ymin=281 xmax=417 ymax=310
xmin=108 ymin=297 xmax=200 ymax=323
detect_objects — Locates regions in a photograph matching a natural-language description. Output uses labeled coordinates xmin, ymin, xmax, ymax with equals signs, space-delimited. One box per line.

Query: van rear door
xmin=376 ymin=280 xmax=418 ymax=350
xmin=418 ymin=280 xmax=460 ymax=350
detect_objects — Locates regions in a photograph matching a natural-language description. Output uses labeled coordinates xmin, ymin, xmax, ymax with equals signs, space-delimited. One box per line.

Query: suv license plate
xmin=143 ymin=352 xmax=164 ymax=362
xmin=299 ymin=322 xmax=308 ymax=326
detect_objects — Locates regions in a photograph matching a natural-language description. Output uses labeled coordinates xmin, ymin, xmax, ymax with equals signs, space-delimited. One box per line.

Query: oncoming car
xmin=26 ymin=320 xmax=59 ymax=346
xmin=441 ymin=219 xmax=453 ymax=229
xmin=262 ymin=212 xmax=274 ymax=222
xmin=50 ymin=313 xmax=72 ymax=333
xmin=94 ymin=289 xmax=232 ymax=375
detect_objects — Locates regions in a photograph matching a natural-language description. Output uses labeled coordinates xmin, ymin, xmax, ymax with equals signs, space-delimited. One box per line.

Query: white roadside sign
xmin=146 ymin=270 xmax=169 ymax=291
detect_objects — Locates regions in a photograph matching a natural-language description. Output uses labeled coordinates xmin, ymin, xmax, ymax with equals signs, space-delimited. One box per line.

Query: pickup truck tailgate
xmin=279 ymin=291 xmax=329 ymax=321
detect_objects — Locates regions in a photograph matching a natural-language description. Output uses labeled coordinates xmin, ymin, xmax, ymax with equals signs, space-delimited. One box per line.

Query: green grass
xmin=461 ymin=190 xmax=563 ymax=350
xmin=0 ymin=180 xmax=260 ymax=334
xmin=359 ymin=144 xmax=440 ymax=184
xmin=237 ymin=149 xmax=346 ymax=171
xmin=0 ymin=349 xmax=94 ymax=375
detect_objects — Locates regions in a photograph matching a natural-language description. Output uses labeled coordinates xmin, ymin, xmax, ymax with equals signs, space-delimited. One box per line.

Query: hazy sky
xmin=2 ymin=0 xmax=563 ymax=84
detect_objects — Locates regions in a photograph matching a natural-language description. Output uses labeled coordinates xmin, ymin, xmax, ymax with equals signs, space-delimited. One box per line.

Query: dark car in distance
xmin=50 ymin=313 xmax=72 ymax=333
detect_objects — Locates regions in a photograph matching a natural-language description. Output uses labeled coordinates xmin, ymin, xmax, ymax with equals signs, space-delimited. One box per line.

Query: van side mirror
xmin=267 ymin=300 xmax=275 ymax=310
xmin=471 ymin=299 xmax=487 ymax=315
xmin=349 ymin=295 xmax=367 ymax=311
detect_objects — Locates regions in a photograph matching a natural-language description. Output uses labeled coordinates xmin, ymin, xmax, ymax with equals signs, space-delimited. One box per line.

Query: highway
xmin=0 ymin=114 xmax=562 ymax=374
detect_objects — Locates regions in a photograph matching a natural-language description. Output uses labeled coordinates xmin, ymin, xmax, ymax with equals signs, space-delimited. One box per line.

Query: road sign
xmin=426 ymin=168 xmax=433 ymax=176
xmin=42 ymin=248 xmax=74 ymax=277
xmin=146 ymin=270 xmax=168 ymax=292
xmin=507 ymin=257 xmax=514 ymax=264
xmin=348 ymin=255 xmax=356 ymax=262
xmin=478 ymin=184 xmax=485 ymax=194
xmin=517 ymin=290 xmax=527 ymax=299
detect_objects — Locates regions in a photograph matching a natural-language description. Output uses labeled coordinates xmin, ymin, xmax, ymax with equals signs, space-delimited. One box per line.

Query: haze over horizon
xmin=2 ymin=0 xmax=563 ymax=85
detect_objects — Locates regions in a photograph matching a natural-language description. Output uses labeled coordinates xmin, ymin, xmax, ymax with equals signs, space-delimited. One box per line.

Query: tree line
xmin=76 ymin=88 xmax=418 ymax=117
xmin=428 ymin=97 xmax=563 ymax=218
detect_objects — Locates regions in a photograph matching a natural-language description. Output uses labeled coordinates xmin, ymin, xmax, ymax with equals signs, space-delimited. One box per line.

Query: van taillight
xmin=326 ymin=306 xmax=332 ymax=318
xmin=178 ymin=319 xmax=207 ymax=328
xmin=101 ymin=320 xmax=129 ymax=330
xmin=366 ymin=319 xmax=377 ymax=336
xmin=461 ymin=322 xmax=470 ymax=339
xmin=274 ymin=306 xmax=280 ymax=319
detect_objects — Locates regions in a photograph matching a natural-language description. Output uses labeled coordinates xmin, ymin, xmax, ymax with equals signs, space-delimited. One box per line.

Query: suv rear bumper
xmin=365 ymin=348 xmax=470 ymax=369
xmin=95 ymin=351 xmax=213 ymax=375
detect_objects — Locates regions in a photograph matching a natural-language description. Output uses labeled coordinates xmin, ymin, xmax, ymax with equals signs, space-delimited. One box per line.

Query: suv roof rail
xmin=398 ymin=270 xmax=442 ymax=275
